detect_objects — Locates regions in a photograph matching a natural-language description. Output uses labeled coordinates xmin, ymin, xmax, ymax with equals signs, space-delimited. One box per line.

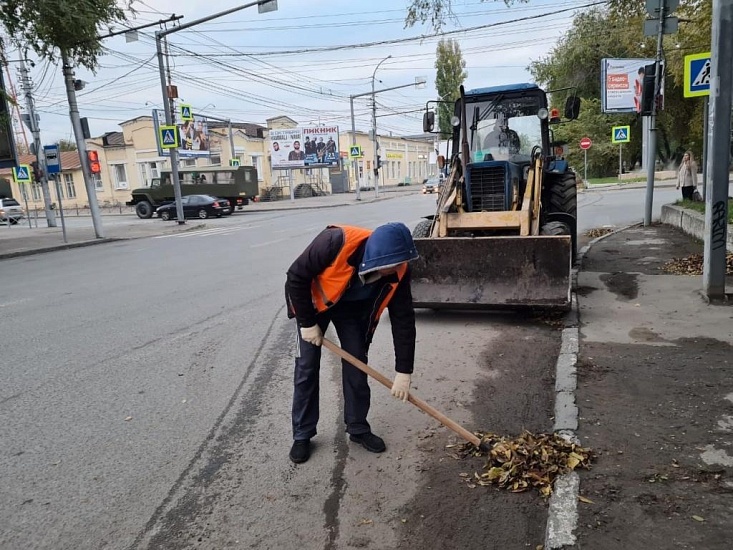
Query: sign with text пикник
xmin=601 ymin=58 xmax=663 ymax=114
xmin=269 ymin=126 xmax=340 ymax=169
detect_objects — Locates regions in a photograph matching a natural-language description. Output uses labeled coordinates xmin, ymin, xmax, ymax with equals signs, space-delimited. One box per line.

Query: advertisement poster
xmin=601 ymin=58 xmax=664 ymax=114
xmin=301 ymin=126 xmax=340 ymax=167
xmin=269 ymin=126 xmax=340 ymax=169
xmin=153 ymin=109 xmax=211 ymax=157
xmin=269 ymin=128 xmax=304 ymax=169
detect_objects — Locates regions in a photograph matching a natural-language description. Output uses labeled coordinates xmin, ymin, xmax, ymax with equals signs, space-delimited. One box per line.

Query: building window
xmin=55 ymin=178 xmax=64 ymax=199
xmin=64 ymin=173 xmax=76 ymax=198
xmin=397 ymin=162 xmax=401 ymax=180
xmin=183 ymin=158 xmax=197 ymax=167
xmin=19 ymin=184 xmax=28 ymax=201
xmin=31 ymin=183 xmax=42 ymax=201
xmin=112 ymin=164 xmax=128 ymax=189
xmin=209 ymin=155 xmax=221 ymax=166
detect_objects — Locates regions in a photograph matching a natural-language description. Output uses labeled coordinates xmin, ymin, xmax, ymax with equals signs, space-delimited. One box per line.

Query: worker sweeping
xmin=285 ymin=223 xmax=419 ymax=464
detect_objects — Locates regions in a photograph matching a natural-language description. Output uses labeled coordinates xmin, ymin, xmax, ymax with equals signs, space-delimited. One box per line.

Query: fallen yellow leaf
xmin=578 ymin=495 xmax=594 ymax=504
xmin=692 ymin=515 xmax=705 ymax=522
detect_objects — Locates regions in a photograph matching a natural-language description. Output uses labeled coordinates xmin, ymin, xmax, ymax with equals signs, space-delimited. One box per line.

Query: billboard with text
xmin=601 ymin=58 xmax=664 ymax=114
xmin=269 ymin=126 xmax=340 ymax=169
xmin=153 ymin=109 xmax=211 ymax=157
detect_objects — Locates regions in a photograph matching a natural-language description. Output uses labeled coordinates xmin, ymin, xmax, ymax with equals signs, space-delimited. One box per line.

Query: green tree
xmin=406 ymin=0 xmax=525 ymax=29
xmin=435 ymin=38 xmax=467 ymax=138
xmin=58 ymin=139 xmax=77 ymax=152
xmin=0 ymin=0 xmax=132 ymax=70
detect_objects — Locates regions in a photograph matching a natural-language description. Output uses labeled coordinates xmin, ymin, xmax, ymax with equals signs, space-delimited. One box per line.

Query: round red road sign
xmin=579 ymin=137 xmax=592 ymax=150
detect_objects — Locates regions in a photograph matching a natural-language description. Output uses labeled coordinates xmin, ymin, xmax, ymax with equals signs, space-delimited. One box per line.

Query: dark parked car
xmin=156 ymin=194 xmax=231 ymax=220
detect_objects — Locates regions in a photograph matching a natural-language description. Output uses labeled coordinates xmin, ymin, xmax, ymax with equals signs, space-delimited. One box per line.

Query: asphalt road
xmin=0 ymin=187 xmax=687 ymax=549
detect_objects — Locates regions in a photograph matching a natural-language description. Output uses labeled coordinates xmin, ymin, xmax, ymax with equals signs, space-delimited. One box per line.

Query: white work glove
xmin=391 ymin=373 xmax=411 ymax=402
xmin=300 ymin=325 xmax=323 ymax=346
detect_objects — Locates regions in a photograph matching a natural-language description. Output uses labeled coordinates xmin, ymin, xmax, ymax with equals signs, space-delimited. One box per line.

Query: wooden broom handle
xmin=322 ymin=338 xmax=482 ymax=448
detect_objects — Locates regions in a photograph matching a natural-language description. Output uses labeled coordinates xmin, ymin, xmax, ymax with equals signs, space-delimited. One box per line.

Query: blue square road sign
xmin=612 ymin=126 xmax=630 ymax=144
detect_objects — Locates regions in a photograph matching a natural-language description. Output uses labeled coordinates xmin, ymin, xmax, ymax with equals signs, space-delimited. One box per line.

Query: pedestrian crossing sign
xmin=159 ymin=125 xmax=179 ymax=149
xmin=612 ymin=126 xmax=630 ymax=144
xmin=229 ymin=158 xmax=241 ymax=168
xmin=684 ymin=52 xmax=711 ymax=98
xmin=349 ymin=145 xmax=363 ymax=158
xmin=180 ymin=104 xmax=193 ymax=121
xmin=12 ymin=164 xmax=32 ymax=184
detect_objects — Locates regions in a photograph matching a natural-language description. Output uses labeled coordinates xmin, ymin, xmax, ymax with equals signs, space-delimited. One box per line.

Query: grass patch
xmin=676 ymin=199 xmax=733 ymax=224
xmin=587 ymin=176 xmax=647 ymax=185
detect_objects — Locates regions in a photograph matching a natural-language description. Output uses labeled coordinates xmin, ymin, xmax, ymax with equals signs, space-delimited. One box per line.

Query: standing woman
xmin=677 ymin=150 xmax=698 ymax=200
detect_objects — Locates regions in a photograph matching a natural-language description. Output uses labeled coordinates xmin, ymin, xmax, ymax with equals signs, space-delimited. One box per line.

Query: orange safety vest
xmin=311 ymin=225 xmax=408 ymax=324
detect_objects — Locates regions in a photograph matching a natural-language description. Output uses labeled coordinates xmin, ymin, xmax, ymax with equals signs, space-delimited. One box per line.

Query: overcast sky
xmin=6 ymin=0 xmax=588 ymax=147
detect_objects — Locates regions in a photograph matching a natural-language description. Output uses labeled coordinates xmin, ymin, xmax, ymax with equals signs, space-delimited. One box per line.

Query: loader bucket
xmin=411 ymin=236 xmax=572 ymax=309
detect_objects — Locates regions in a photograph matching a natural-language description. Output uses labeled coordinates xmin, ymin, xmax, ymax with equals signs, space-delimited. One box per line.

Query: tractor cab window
xmin=468 ymin=95 xmax=544 ymax=163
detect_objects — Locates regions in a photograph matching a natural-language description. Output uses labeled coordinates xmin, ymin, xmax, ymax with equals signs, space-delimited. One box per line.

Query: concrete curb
xmin=0 ymin=237 xmax=125 ymax=259
xmin=661 ymin=204 xmax=733 ymax=252
xmin=545 ymin=222 xmax=641 ymax=549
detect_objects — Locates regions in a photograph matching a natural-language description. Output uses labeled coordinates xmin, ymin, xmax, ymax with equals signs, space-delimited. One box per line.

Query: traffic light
xmin=640 ymin=63 xmax=656 ymax=116
xmin=377 ymin=155 xmax=382 ymax=169
xmin=87 ymin=150 xmax=101 ymax=174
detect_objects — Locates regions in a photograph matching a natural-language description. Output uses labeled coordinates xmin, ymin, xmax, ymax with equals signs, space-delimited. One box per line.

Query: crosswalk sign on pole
xmin=349 ymin=145 xmax=363 ymax=158
xmin=684 ymin=52 xmax=711 ymax=98
xmin=611 ymin=125 xmax=631 ymax=144
xmin=180 ymin=104 xmax=193 ymax=121
xmin=12 ymin=164 xmax=32 ymax=184
xmin=229 ymin=158 xmax=241 ymax=168
xmin=159 ymin=125 xmax=179 ymax=149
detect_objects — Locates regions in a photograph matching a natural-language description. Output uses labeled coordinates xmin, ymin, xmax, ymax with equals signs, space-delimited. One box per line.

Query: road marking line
xmin=250 ymin=238 xmax=288 ymax=248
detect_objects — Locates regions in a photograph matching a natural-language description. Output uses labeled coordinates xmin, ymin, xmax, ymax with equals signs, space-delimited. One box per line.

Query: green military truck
xmin=127 ymin=165 xmax=259 ymax=219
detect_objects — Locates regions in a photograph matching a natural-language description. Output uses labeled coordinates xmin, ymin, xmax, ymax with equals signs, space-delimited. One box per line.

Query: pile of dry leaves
xmin=585 ymin=227 xmax=614 ymax=239
xmin=449 ymin=430 xmax=594 ymax=498
xmin=661 ymin=253 xmax=733 ymax=276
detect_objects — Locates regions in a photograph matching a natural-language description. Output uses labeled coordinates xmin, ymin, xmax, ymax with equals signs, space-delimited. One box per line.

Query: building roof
xmin=100 ymin=131 xmax=126 ymax=147
xmin=208 ymin=121 xmax=266 ymax=139
xmin=0 ymin=151 xmax=83 ymax=176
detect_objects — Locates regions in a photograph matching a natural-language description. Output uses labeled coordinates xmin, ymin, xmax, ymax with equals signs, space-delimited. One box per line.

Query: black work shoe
xmin=289 ymin=439 xmax=311 ymax=464
xmin=349 ymin=432 xmax=386 ymax=453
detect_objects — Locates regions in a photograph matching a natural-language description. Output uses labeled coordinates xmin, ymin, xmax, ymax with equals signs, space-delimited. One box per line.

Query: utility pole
xmin=643 ymin=0 xmax=666 ymax=227
xmin=155 ymin=0 xmax=279 ymax=225
xmin=702 ymin=0 xmax=733 ymax=300
xmin=18 ymin=56 xmax=57 ymax=227
xmin=371 ymin=55 xmax=391 ymax=198
xmin=61 ymin=51 xmax=103 ymax=238
xmin=350 ymin=96 xmax=361 ymax=200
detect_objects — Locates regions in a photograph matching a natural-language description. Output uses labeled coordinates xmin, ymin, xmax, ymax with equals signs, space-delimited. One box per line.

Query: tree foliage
xmin=406 ymin=0 xmax=525 ymax=29
xmin=530 ymin=1 xmax=712 ymax=174
xmin=58 ymin=139 xmax=77 ymax=152
xmin=435 ymin=38 xmax=467 ymax=138
xmin=0 ymin=0 xmax=132 ymax=70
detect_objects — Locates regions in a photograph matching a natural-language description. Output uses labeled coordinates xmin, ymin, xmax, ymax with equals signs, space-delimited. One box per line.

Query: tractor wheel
xmin=412 ymin=219 xmax=433 ymax=238
xmin=135 ymin=201 xmax=154 ymax=219
xmin=545 ymin=171 xmax=577 ymax=218
xmin=540 ymin=220 xmax=571 ymax=236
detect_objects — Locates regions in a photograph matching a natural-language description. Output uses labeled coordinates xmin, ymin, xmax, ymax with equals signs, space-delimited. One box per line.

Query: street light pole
xmin=372 ymin=55 xmax=391 ymax=198
xmin=154 ymin=0 xmax=277 ymax=224
xmin=350 ymin=95 xmax=361 ymax=201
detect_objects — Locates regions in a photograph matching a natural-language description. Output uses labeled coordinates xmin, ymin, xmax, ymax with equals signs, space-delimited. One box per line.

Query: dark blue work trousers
xmin=292 ymin=308 xmax=372 ymax=441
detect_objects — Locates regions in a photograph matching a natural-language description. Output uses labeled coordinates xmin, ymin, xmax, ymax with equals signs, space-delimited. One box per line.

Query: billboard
xmin=269 ymin=126 xmax=340 ymax=169
xmin=152 ymin=109 xmax=211 ymax=157
xmin=601 ymin=58 xmax=664 ymax=114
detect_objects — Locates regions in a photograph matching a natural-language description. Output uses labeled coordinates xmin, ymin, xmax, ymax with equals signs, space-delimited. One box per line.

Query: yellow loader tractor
xmin=412 ymin=83 xmax=580 ymax=309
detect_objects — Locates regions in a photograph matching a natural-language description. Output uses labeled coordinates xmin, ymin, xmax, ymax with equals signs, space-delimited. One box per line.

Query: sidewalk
xmin=572 ymin=224 xmax=733 ymax=549
xmin=0 ymin=187 xmax=417 ymax=260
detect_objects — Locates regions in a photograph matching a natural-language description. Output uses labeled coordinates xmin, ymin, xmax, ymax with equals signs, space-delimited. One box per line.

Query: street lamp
xmin=371 ymin=55 xmax=391 ymax=197
xmin=155 ymin=1 xmax=277 ymax=224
